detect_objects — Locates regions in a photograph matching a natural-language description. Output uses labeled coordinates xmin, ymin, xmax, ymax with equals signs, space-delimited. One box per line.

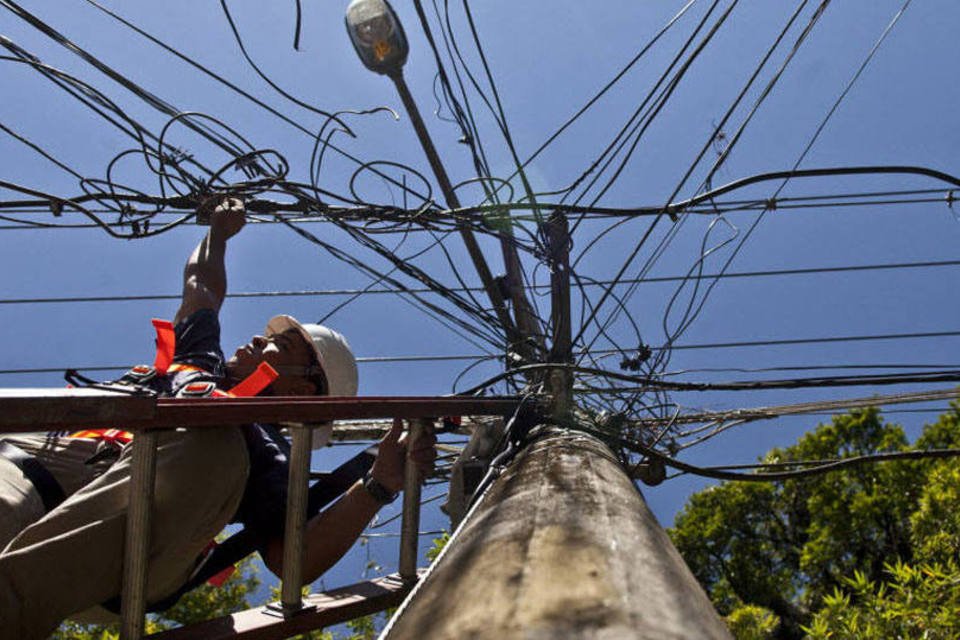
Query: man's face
xmin=227 ymin=329 xmax=317 ymax=395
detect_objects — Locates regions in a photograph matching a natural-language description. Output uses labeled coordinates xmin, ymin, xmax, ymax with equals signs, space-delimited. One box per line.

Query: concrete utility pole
xmin=381 ymin=427 xmax=732 ymax=640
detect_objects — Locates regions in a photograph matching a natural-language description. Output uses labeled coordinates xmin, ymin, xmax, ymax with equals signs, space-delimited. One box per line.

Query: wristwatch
xmin=363 ymin=471 xmax=399 ymax=505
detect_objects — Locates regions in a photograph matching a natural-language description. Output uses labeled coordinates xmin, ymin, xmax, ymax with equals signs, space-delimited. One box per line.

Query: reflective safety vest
xmin=69 ymin=318 xmax=279 ymax=443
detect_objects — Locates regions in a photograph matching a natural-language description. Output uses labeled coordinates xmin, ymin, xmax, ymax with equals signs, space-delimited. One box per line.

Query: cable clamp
xmin=494 ymin=274 xmax=512 ymax=300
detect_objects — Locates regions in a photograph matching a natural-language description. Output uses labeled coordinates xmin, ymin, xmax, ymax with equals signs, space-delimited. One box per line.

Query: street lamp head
xmin=345 ymin=0 xmax=408 ymax=75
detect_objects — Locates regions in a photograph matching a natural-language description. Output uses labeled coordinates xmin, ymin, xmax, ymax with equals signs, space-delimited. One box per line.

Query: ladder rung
xmin=147 ymin=573 xmax=419 ymax=640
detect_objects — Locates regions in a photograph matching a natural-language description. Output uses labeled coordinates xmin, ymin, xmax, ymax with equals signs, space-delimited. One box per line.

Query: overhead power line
xmin=3 ymin=328 xmax=960 ymax=379
xmin=668 ymin=330 xmax=960 ymax=352
xmin=1 ymin=258 xmax=957 ymax=306
xmin=656 ymin=445 xmax=960 ymax=483
xmin=634 ymin=387 xmax=960 ymax=431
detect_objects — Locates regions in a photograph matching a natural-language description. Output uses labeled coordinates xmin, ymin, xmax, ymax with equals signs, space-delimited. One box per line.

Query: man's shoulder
xmin=173 ymin=308 xmax=226 ymax=375
xmin=175 ymin=307 xmax=220 ymax=336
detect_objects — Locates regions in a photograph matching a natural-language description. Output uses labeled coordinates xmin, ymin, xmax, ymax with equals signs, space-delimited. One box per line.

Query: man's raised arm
xmin=174 ymin=197 xmax=246 ymax=325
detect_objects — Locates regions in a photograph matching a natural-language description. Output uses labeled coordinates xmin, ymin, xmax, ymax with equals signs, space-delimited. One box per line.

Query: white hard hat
xmin=265 ymin=315 xmax=359 ymax=397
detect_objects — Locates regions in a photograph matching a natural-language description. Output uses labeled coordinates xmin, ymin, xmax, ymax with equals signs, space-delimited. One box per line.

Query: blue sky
xmin=2 ymin=0 xmax=959 ymax=600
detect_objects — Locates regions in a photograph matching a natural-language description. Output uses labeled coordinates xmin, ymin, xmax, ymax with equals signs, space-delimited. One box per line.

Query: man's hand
xmin=278 ymin=419 xmax=437 ymax=582
xmin=207 ymin=196 xmax=246 ymax=241
xmin=371 ymin=418 xmax=437 ymax=493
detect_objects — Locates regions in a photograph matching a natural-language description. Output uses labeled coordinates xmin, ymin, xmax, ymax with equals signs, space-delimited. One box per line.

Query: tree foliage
xmin=668 ymin=403 xmax=960 ymax=639
xmin=51 ymin=556 xmax=382 ymax=640
xmin=51 ymin=556 xmax=262 ymax=639
xmin=805 ymin=559 xmax=960 ymax=639
xmin=50 ymin=529 xmax=452 ymax=638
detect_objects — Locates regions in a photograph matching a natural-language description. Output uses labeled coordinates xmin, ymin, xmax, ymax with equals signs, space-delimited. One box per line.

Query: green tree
xmin=805 ymin=559 xmax=960 ymax=639
xmin=669 ymin=403 xmax=960 ymax=639
xmin=51 ymin=556 xmax=262 ymax=639
xmin=51 ymin=529 xmax=453 ymax=638
xmin=50 ymin=561 xmax=376 ymax=640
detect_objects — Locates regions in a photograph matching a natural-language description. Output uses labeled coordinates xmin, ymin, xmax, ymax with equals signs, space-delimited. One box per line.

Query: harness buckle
xmin=125 ymin=364 xmax=157 ymax=384
xmin=178 ymin=381 xmax=218 ymax=398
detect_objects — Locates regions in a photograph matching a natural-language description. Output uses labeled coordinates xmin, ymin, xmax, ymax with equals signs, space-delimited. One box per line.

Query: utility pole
xmin=374 ymin=121 xmax=730 ymax=640
xmin=380 ymin=427 xmax=732 ymax=639
xmin=544 ymin=209 xmax=573 ymax=417
xmin=345 ymin=3 xmax=731 ymax=638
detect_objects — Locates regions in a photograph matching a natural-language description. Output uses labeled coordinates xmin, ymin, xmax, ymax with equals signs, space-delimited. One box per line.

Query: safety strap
xmin=68 ymin=428 xmax=134 ymax=445
xmin=102 ymin=445 xmax=378 ymax=614
xmin=223 ymin=362 xmax=279 ymax=398
xmin=152 ymin=319 xmax=176 ymax=375
xmin=190 ymin=447 xmax=376 ymax=591
xmin=170 ymin=419 xmax=466 ymax=602
xmin=68 ymin=341 xmax=279 ymax=445
xmin=142 ymin=419 xmax=467 ymax=611
xmin=0 ymin=441 xmax=67 ymax=513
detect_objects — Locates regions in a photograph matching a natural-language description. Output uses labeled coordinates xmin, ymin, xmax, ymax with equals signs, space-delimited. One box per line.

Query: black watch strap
xmin=363 ymin=471 xmax=398 ymax=505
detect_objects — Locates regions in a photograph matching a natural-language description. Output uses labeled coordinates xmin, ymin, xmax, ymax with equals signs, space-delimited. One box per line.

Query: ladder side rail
xmin=398 ymin=419 xmax=426 ymax=582
xmin=120 ymin=430 xmax=160 ymax=639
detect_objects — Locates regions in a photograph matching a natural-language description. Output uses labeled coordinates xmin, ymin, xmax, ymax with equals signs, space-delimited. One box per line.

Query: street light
xmin=344 ymin=0 xmax=524 ymax=355
xmin=345 ymin=0 xmax=408 ymax=77
xmin=344 ymin=0 xmax=455 ymax=200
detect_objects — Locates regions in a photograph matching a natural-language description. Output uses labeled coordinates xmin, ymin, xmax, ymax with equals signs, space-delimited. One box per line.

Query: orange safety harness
xmin=69 ymin=319 xmax=284 ymax=593
xmin=69 ymin=319 xmax=279 ymax=444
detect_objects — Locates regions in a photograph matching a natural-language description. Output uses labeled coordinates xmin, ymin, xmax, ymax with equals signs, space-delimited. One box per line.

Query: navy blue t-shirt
xmin=151 ymin=309 xmax=290 ymax=543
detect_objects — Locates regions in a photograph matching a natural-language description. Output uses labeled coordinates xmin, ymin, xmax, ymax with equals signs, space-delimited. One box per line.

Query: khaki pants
xmin=0 ymin=434 xmax=110 ymax=551
xmin=0 ymin=427 xmax=249 ymax=640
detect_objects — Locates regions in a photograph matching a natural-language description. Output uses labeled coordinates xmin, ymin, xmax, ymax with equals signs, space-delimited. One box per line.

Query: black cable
xmin=484 ymin=0 xmax=699 ymax=205
xmin=625 ymin=0 xmax=913 ymax=379
xmin=5 ymin=172 xmax=956 ymax=221
xmin=669 ymin=330 xmax=960 ymax=352
xmin=0 ymin=122 xmax=85 ymax=180
xmin=620 ymin=0 xmax=818 ymax=366
xmin=5 ymin=324 xmax=960 ymax=379
xmin=458 ymin=363 xmax=960 ymax=397
xmin=573 ymin=163 xmax=960 ymax=346
xmin=644 ymin=443 xmax=960 ymax=483
xmin=78 ymin=0 xmax=431 ymax=204
xmin=562 ymin=0 xmax=729 ymax=217
xmin=217 ymin=0 xmax=350 ymax=131
xmin=1 ymin=1 xmax=246 ymax=159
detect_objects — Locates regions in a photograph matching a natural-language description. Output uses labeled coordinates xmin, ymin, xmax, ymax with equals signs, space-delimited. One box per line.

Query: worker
xmin=0 ymin=197 xmax=436 ymax=639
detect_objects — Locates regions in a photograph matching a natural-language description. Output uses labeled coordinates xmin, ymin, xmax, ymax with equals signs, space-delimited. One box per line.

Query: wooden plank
xmin=149 ymin=574 xmax=415 ymax=640
xmin=0 ymin=387 xmax=155 ymax=431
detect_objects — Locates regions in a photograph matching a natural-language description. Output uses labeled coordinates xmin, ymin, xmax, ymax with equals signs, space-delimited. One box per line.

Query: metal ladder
xmin=0 ymin=389 xmax=521 ymax=639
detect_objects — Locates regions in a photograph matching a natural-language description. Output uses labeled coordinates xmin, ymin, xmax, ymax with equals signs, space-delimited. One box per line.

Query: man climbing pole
xmin=0 ymin=196 xmax=437 ymax=640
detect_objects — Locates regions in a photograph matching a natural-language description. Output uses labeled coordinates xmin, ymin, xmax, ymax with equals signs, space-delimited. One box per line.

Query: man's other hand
xmin=371 ymin=418 xmax=437 ymax=493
